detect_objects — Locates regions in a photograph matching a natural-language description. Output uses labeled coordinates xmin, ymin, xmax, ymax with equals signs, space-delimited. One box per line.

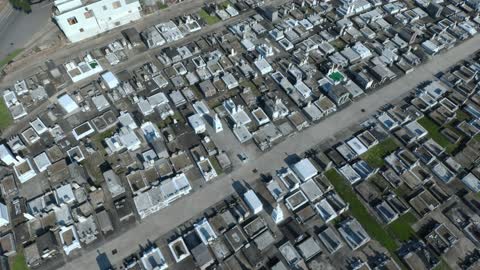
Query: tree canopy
xmin=9 ymin=0 xmax=32 ymax=13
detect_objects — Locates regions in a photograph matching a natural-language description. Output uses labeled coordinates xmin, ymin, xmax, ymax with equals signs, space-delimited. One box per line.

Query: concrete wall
xmin=54 ymin=0 xmax=142 ymax=42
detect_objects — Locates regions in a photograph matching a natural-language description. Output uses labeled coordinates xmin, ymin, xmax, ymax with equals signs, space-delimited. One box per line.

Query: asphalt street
xmin=0 ymin=2 xmax=53 ymax=60
xmin=57 ymin=35 xmax=480 ymax=270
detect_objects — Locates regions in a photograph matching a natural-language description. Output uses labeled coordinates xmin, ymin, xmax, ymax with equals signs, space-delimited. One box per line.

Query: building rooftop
xmin=291 ymin=158 xmax=318 ymax=182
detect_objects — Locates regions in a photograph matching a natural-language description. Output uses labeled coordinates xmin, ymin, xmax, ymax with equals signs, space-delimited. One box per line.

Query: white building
xmin=194 ymin=218 xmax=217 ymax=245
xmin=462 ymin=173 xmax=480 ymax=193
xmin=168 ymin=237 xmax=190 ymax=263
xmin=55 ymin=183 xmax=77 ymax=205
xmin=0 ymin=144 xmax=17 ymax=166
xmin=105 ymin=127 xmax=141 ymax=153
xmin=140 ymin=122 xmax=162 ymax=143
xmin=59 ymin=225 xmax=82 ymax=255
xmin=188 ymin=114 xmax=206 ymax=134
xmin=243 ymin=190 xmax=263 ymax=214
xmin=101 ymin=71 xmax=120 ymax=89
xmin=72 ymin=122 xmax=95 ymax=140
xmin=197 ymin=158 xmax=217 ymax=181
xmin=58 ymin=94 xmax=80 ymax=113
xmin=223 ymin=99 xmax=251 ymax=126
xmin=64 ymin=54 xmax=103 ymax=82
xmin=33 ymin=152 xmax=52 ymax=172
xmin=315 ymin=199 xmax=338 ymax=223
xmin=53 ymin=0 xmax=142 ymax=43
xmin=271 ymin=203 xmax=284 ymax=224
xmin=466 ymin=0 xmax=480 ymax=11
xmin=14 ymin=158 xmax=37 ymax=183
xmin=291 ymin=158 xmax=318 ymax=182
xmin=118 ymin=111 xmax=137 ymax=129
xmin=141 ymin=247 xmax=168 ymax=270
xmin=0 ymin=203 xmax=9 ymax=227
xmin=213 ymin=113 xmax=223 ymax=133
xmin=30 ymin=118 xmax=48 ymax=135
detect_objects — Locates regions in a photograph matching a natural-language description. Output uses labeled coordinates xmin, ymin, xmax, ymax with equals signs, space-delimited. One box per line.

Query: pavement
xmin=57 ymin=35 xmax=480 ymax=270
xmin=0 ymin=1 xmax=53 ymax=60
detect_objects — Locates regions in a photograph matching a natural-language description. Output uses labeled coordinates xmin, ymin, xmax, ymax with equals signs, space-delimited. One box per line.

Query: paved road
xmin=58 ymin=36 xmax=480 ymax=270
xmin=0 ymin=2 xmax=53 ymax=60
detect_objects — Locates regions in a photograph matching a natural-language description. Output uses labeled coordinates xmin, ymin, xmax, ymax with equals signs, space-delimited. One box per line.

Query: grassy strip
xmin=12 ymin=252 xmax=29 ymax=270
xmin=455 ymin=109 xmax=471 ymax=122
xmin=239 ymin=80 xmax=261 ymax=96
xmin=220 ymin=1 xmax=230 ymax=9
xmin=172 ymin=111 xmax=185 ymax=124
xmin=209 ymin=156 xmax=223 ymax=174
xmin=394 ymin=184 xmax=412 ymax=200
xmin=361 ymin=137 xmax=400 ymax=168
xmin=325 ymin=169 xmax=398 ymax=252
xmin=386 ymin=212 xmax=417 ymax=242
xmin=418 ymin=117 xmax=461 ymax=154
xmin=418 ymin=117 xmax=451 ymax=148
xmin=157 ymin=2 xmax=168 ymax=9
xmin=157 ymin=117 xmax=173 ymax=129
xmin=473 ymin=133 xmax=480 ymax=142
xmin=0 ymin=48 xmax=23 ymax=70
xmin=329 ymin=39 xmax=346 ymax=50
xmin=433 ymin=259 xmax=452 ymax=270
xmin=92 ymin=128 xmax=115 ymax=142
xmin=198 ymin=9 xmax=220 ymax=25
xmin=0 ymin=99 xmax=13 ymax=132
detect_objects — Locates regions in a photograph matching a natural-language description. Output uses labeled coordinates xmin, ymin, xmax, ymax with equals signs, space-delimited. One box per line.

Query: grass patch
xmin=171 ymin=111 xmax=185 ymax=124
xmin=209 ymin=157 xmax=223 ymax=174
xmin=91 ymin=128 xmax=115 ymax=154
xmin=93 ymin=128 xmax=115 ymax=142
xmin=473 ymin=133 xmax=480 ymax=142
xmin=455 ymin=109 xmax=471 ymax=122
xmin=433 ymin=259 xmax=452 ymax=270
xmin=219 ymin=1 xmax=230 ymax=9
xmin=361 ymin=138 xmax=400 ymax=168
xmin=0 ymin=48 xmax=23 ymax=71
xmin=240 ymin=80 xmax=261 ymax=96
xmin=207 ymin=98 xmax=222 ymax=109
xmin=157 ymin=113 xmax=185 ymax=129
xmin=207 ymin=90 xmax=237 ymax=109
xmin=156 ymin=1 xmax=168 ymax=9
xmin=157 ymin=117 xmax=173 ymax=129
xmin=198 ymin=9 xmax=220 ymax=25
xmin=394 ymin=184 xmax=412 ymax=199
xmin=325 ymin=169 xmax=398 ymax=252
xmin=386 ymin=212 xmax=417 ymax=242
xmin=369 ymin=174 xmax=390 ymax=193
xmin=329 ymin=39 xmax=346 ymax=50
xmin=418 ymin=117 xmax=451 ymax=148
xmin=12 ymin=252 xmax=29 ymax=270
xmin=81 ymin=155 xmax=104 ymax=184
xmin=189 ymin=85 xmax=203 ymax=99
xmin=0 ymin=99 xmax=13 ymax=132
xmin=418 ymin=117 xmax=462 ymax=154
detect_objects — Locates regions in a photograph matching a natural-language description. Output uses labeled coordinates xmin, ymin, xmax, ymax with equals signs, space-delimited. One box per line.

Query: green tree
xmin=9 ymin=0 xmax=32 ymax=14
